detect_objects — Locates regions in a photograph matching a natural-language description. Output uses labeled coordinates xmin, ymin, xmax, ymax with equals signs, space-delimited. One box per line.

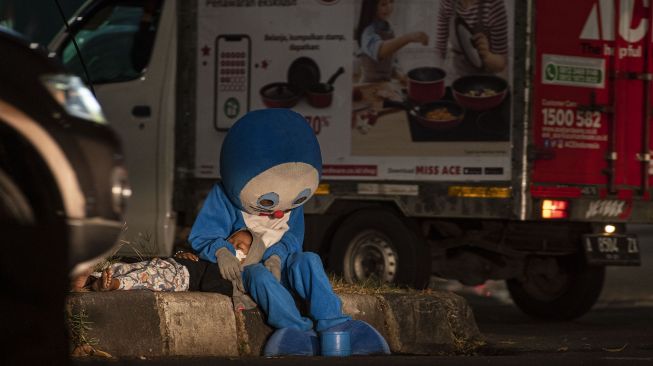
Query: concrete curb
xmin=66 ymin=290 xmax=483 ymax=357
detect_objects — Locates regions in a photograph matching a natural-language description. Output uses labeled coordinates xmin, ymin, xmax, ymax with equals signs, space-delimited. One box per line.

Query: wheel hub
xmin=344 ymin=230 xmax=398 ymax=283
xmin=521 ymin=256 xmax=570 ymax=301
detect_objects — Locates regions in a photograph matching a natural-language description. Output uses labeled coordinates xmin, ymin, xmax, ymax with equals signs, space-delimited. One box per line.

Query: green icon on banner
xmin=224 ymin=98 xmax=240 ymax=118
xmin=545 ymin=64 xmax=557 ymax=81
xmin=542 ymin=55 xmax=605 ymax=88
xmin=543 ymin=62 xmax=602 ymax=85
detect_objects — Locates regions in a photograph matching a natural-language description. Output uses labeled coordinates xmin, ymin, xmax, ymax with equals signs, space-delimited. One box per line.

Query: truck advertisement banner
xmin=533 ymin=0 xmax=652 ymax=190
xmin=196 ymin=0 xmax=515 ymax=182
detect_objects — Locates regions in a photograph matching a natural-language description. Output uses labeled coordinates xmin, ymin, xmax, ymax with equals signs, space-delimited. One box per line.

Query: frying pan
xmin=307 ymin=67 xmax=345 ymax=108
xmin=452 ymin=75 xmax=508 ymax=111
xmin=455 ymin=17 xmax=483 ymax=69
xmin=406 ymin=67 xmax=446 ymax=103
xmin=287 ymin=57 xmax=321 ymax=94
xmin=259 ymin=82 xmax=301 ymax=108
xmin=384 ymin=99 xmax=464 ymax=130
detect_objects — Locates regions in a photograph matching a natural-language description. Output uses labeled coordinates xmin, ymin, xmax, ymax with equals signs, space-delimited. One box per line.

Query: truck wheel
xmin=506 ymin=255 xmax=605 ymax=320
xmin=328 ymin=209 xmax=430 ymax=288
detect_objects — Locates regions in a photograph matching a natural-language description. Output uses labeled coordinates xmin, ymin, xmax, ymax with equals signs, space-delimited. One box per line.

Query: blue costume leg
xmin=242 ymin=263 xmax=318 ymax=356
xmin=284 ymin=252 xmax=350 ymax=331
xmin=285 ymin=252 xmax=390 ymax=355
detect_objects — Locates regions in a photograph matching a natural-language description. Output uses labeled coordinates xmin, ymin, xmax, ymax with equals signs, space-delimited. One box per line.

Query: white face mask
xmin=239 ymin=162 xmax=319 ymax=216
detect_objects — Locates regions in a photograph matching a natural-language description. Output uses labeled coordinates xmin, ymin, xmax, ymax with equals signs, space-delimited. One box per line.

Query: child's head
xmin=375 ymin=0 xmax=394 ymax=21
xmin=228 ymin=230 xmax=252 ymax=255
xmin=355 ymin=0 xmax=394 ymax=44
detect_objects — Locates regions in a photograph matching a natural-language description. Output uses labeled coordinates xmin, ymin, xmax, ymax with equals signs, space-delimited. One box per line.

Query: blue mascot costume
xmin=189 ymin=109 xmax=390 ymax=356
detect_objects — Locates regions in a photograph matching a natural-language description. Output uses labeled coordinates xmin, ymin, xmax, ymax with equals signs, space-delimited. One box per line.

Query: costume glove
xmin=264 ymin=255 xmax=282 ymax=282
xmin=216 ymin=247 xmax=244 ymax=291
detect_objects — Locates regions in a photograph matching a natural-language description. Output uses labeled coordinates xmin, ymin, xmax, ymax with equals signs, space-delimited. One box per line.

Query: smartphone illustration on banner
xmin=214 ymin=34 xmax=251 ymax=131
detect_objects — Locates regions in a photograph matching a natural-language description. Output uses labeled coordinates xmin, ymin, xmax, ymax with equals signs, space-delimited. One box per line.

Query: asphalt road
xmin=469 ymin=298 xmax=653 ymax=358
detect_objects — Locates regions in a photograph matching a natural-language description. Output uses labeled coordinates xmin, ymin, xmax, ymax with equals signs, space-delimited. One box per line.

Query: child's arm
xmin=377 ymin=32 xmax=428 ymax=61
xmin=189 ymin=184 xmax=242 ymax=263
xmin=360 ymin=24 xmax=427 ymax=62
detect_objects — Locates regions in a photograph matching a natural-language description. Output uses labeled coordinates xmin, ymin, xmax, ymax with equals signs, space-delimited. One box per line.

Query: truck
xmin=48 ymin=0 xmax=650 ymax=320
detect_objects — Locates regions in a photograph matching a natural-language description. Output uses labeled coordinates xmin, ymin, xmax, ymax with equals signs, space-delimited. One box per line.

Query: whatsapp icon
xmin=544 ymin=64 xmax=557 ymax=81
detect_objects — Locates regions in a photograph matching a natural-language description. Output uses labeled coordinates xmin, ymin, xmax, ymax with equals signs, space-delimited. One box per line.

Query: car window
xmin=61 ymin=0 xmax=162 ymax=84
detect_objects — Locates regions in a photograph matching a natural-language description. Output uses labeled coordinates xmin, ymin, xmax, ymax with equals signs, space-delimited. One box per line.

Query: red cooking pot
xmin=452 ymin=75 xmax=508 ymax=111
xmin=407 ymin=67 xmax=446 ymax=103
xmin=307 ymin=67 xmax=345 ymax=108
xmin=260 ymin=82 xmax=301 ymax=108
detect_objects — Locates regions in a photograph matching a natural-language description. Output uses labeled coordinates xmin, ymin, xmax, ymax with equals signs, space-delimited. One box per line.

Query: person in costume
xmin=188 ymin=109 xmax=391 ymax=356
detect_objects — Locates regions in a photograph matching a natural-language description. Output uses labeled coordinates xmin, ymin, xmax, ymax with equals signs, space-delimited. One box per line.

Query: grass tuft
xmin=90 ymin=224 xmax=158 ymax=273
xmin=68 ymin=308 xmax=98 ymax=347
xmin=328 ymin=273 xmax=428 ymax=295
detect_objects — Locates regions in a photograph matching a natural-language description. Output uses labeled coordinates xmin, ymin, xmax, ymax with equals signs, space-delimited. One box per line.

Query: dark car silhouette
xmin=0 ymin=27 xmax=129 ymax=364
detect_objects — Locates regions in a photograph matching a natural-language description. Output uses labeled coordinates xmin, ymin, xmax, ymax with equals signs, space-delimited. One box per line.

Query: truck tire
xmin=506 ymin=255 xmax=605 ymax=320
xmin=328 ymin=209 xmax=430 ymax=288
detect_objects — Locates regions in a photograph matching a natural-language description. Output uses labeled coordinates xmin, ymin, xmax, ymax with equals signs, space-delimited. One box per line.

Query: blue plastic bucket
xmin=320 ymin=331 xmax=351 ymax=357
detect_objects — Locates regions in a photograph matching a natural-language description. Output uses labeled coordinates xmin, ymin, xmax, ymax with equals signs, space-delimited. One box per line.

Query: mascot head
xmin=220 ymin=109 xmax=322 ymax=217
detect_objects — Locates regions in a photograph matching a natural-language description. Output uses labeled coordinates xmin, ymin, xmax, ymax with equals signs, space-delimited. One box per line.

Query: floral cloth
xmin=107 ymin=258 xmax=190 ymax=291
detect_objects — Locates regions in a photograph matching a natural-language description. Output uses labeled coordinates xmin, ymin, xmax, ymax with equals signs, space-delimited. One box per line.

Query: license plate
xmin=583 ymin=234 xmax=641 ymax=266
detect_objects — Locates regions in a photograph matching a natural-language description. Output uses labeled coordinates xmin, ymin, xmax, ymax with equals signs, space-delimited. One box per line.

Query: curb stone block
xmin=66 ymin=292 xmax=240 ymax=357
xmin=154 ymin=292 xmax=238 ymax=356
xmin=66 ymin=290 xmax=482 ymax=357
xmin=237 ymin=308 xmax=274 ymax=356
xmin=66 ymin=291 xmax=164 ymax=357
xmin=380 ymin=291 xmax=483 ymax=354
xmin=339 ymin=293 xmax=389 ymax=340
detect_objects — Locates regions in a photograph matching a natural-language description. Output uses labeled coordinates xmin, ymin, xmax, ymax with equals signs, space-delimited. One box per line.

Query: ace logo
xmin=581 ymin=0 xmax=650 ymax=43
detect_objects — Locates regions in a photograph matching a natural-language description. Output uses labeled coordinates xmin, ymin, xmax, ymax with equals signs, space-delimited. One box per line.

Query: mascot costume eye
xmin=189 ymin=109 xmax=390 ymax=356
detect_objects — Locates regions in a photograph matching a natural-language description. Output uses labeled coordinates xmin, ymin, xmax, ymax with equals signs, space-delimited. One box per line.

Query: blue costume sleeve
xmin=189 ymin=184 xmax=245 ymax=263
xmin=262 ymin=206 xmax=305 ymax=264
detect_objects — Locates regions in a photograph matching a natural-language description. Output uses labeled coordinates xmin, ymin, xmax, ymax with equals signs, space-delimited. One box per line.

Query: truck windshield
xmin=59 ymin=0 xmax=162 ymax=84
